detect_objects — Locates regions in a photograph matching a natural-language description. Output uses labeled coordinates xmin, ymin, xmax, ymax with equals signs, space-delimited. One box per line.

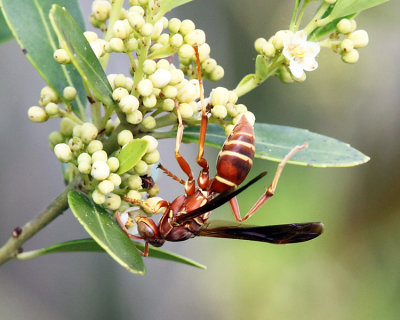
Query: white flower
xmin=282 ymin=30 xmax=320 ymax=78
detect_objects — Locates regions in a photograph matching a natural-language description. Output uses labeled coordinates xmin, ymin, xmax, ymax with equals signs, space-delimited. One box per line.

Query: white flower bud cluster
xmin=209 ymin=86 xmax=255 ymax=136
xmin=335 ymin=19 xmax=368 ymax=64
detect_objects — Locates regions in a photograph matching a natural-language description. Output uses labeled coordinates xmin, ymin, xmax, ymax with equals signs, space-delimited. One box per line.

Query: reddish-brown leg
xmin=229 ymin=143 xmax=308 ymax=222
xmin=193 ymin=45 xmax=210 ymax=189
xmin=115 ymin=211 xmax=148 ymax=256
xmin=157 ymin=163 xmax=185 ymax=185
xmin=123 ymin=197 xmax=169 ymax=215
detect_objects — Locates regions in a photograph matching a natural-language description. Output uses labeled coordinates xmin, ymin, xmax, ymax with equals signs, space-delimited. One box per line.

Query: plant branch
xmin=0 ymin=176 xmax=81 ymax=266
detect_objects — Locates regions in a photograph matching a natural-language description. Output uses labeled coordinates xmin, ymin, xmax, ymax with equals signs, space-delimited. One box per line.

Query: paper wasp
xmin=116 ymin=46 xmax=323 ymax=256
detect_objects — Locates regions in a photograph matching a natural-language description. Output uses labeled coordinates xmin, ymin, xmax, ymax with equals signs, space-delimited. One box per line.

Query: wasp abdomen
xmin=211 ymin=115 xmax=255 ymax=193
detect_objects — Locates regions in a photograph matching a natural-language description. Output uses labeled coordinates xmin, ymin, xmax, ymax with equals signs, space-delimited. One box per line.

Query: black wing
xmin=175 ymin=171 xmax=268 ymax=223
xmin=196 ymin=222 xmax=324 ymax=244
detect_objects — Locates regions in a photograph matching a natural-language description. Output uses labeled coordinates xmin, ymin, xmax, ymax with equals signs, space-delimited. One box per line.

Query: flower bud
xmin=134 ymin=160 xmax=148 ymax=175
xmin=78 ymin=161 xmax=91 ymax=174
xmin=53 ymin=49 xmax=70 ymax=64
xmin=179 ymin=19 xmax=195 ymax=36
xmin=143 ymin=149 xmax=160 ymax=164
xmin=158 ymin=33 xmax=170 ymax=45
xmin=81 ymin=122 xmax=98 ymax=143
xmin=92 ymin=0 xmax=111 ymax=22
xmin=107 ymin=157 xmax=119 ymax=172
xmin=162 ymin=85 xmax=178 ymax=99
xmin=150 ymin=68 xmax=171 ymax=88
xmin=142 ymin=135 xmax=158 ymax=153
xmin=28 ymin=106 xmax=48 ymax=122
xmin=126 ymin=110 xmax=143 ymax=124
xmin=54 ymin=143 xmax=73 ymax=162
xmin=143 ymin=59 xmax=157 ymax=74
xmin=340 ymin=39 xmax=354 ymax=53
xmin=78 ymin=153 xmax=91 ymax=163
xmin=40 ymin=86 xmax=58 ymax=106
xmin=177 ymin=82 xmax=199 ymax=103
xmin=84 ymin=31 xmax=98 ymax=43
xmin=48 ymin=131 xmax=64 ymax=147
xmin=168 ymin=18 xmax=181 ymax=33
xmin=128 ymin=5 xmax=145 ymax=16
xmin=140 ymin=23 xmax=153 ymax=36
xmin=109 ymin=37 xmax=125 ymax=52
xmin=224 ymin=124 xmax=234 ymax=136
xmin=92 ymin=150 xmax=108 ymax=163
xmin=178 ymin=103 xmax=194 ymax=119
xmin=211 ymin=87 xmax=229 ymax=106
xmin=184 ymin=29 xmax=206 ymax=46
xmin=202 ymin=58 xmax=217 ymax=73
xmin=108 ymin=173 xmax=122 ymax=187
xmin=141 ymin=116 xmax=156 ymax=130
xmin=91 ymin=161 xmax=110 ymax=180
xmin=347 ymin=30 xmax=369 ymax=48
xmin=92 ymin=189 xmax=106 ymax=204
xmin=119 ymin=94 xmax=139 ymax=113
xmin=118 ymin=129 xmax=133 ymax=146
xmin=113 ymin=19 xmax=131 ymax=40
xmin=178 ymin=44 xmax=195 ymax=60
xmin=170 ymin=33 xmax=183 ymax=48
xmin=114 ymin=74 xmax=127 ymax=88
xmin=262 ymin=41 xmax=276 ymax=57
xmin=254 ymin=37 xmax=267 ymax=53
xmin=63 ymin=86 xmax=77 ymax=101
xmin=209 ymin=65 xmax=224 ymax=81
xmin=69 ymin=137 xmax=83 ymax=151
xmin=169 ymin=69 xmax=185 ymax=85
xmin=197 ymin=43 xmax=211 ymax=61
xmin=44 ymin=102 xmax=60 ymax=116
xmin=337 ymin=18 xmax=352 ymax=34
xmin=211 ymin=105 xmax=228 ymax=119
xmin=137 ymin=79 xmax=154 ymax=96
xmin=162 ymin=98 xmax=175 ymax=111
xmin=126 ymin=190 xmax=142 ymax=200
xmin=98 ymin=180 xmax=115 ymax=194
xmin=342 ymin=49 xmax=359 ymax=64
xmin=127 ymin=175 xmax=142 ymax=190
xmin=59 ymin=118 xmax=76 ymax=136
xmin=105 ymin=194 xmax=121 ymax=210
xmin=272 ymin=30 xmax=290 ymax=50
xmin=125 ymin=37 xmax=138 ymax=51
xmin=143 ymin=95 xmax=157 ymax=109
xmin=112 ymin=87 xmax=129 ymax=102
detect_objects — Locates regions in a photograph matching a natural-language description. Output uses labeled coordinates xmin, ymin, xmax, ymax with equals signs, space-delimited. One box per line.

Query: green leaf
xmin=0 ymin=9 xmax=13 ymax=43
xmin=158 ymin=0 xmax=192 ymax=16
xmin=0 ymin=0 xmax=87 ymax=118
xmin=255 ymin=55 xmax=269 ymax=81
xmin=68 ymin=191 xmax=145 ymax=274
xmin=330 ymin=0 xmax=390 ymax=20
xmin=117 ymin=139 xmax=148 ymax=174
xmin=50 ymin=5 xmax=116 ymax=108
xmin=174 ymin=123 xmax=369 ymax=167
xmin=308 ymin=13 xmax=357 ymax=41
xmin=17 ymin=238 xmax=206 ymax=269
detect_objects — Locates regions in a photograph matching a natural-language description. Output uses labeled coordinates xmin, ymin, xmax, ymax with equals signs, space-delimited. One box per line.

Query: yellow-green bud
xmin=143 ymin=149 xmax=160 ymax=164
xmin=143 ymin=59 xmax=157 ymax=74
xmin=342 ymin=49 xmax=359 ymax=64
xmin=137 ymin=79 xmax=153 ymax=96
xmin=177 ymin=82 xmax=199 ymax=103
xmin=143 ymin=95 xmax=157 ymax=109
xmin=78 ymin=161 xmax=91 ymax=174
xmin=224 ymin=124 xmax=234 ymax=136
xmin=54 ymin=143 xmax=73 ymax=162
xmin=162 ymin=85 xmax=178 ymax=99
xmin=59 ymin=118 xmax=75 ymax=136
xmin=178 ymin=44 xmax=195 ymax=60
xmin=169 ymin=69 xmax=184 ymax=85
xmin=197 ymin=43 xmax=211 ymax=61
xmin=91 ymin=150 xmax=108 ymax=163
xmin=45 ymin=102 xmax=60 ymax=116
xmin=148 ymin=184 xmax=159 ymax=197
xmin=53 ymin=49 xmax=70 ymax=64
xmin=141 ymin=116 xmax=156 ymax=130
xmin=151 ymin=20 xmax=164 ymax=40
xmin=184 ymin=29 xmax=206 ymax=46
xmin=179 ymin=19 xmax=195 ymax=36
xmin=127 ymin=175 xmax=142 ymax=190
xmin=108 ymin=173 xmax=122 ymax=187
xmin=347 ymin=30 xmax=369 ymax=48
xmin=211 ymin=105 xmax=227 ymax=119
xmin=63 ymin=86 xmax=77 ymax=101
xmin=91 ymin=161 xmax=110 ymax=180
xmin=81 ymin=122 xmax=98 ymax=143
xmin=150 ymin=68 xmax=171 ymax=88
xmin=105 ymin=194 xmax=121 ymax=210
xmin=69 ymin=137 xmax=83 ymax=151
xmin=118 ymin=129 xmax=133 ymax=146
xmin=168 ymin=18 xmax=181 ymax=33
xmin=128 ymin=12 xmax=145 ymax=30
xmin=48 ymin=131 xmax=64 ymax=146
xmin=92 ymin=0 xmax=111 ymax=22
xmin=113 ymin=19 xmax=131 ymax=40
xmin=106 ymin=157 xmax=119 ymax=172
xmin=158 ymin=33 xmax=170 ymax=45
xmin=125 ymin=37 xmax=138 ymax=51
xmin=126 ymin=110 xmax=143 ymax=124
xmin=170 ymin=33 xmax=183 ymax=48
xmin=140 ymin=23 xmax=153 ymax=37
xmin=178 ymin=103 xmax=194 ymax=119
xmin=340 ymin=39 xmax=354 ymax=53
xmin=272 ymin=30 xmax=290 ymax=50
xmin=128 ymin=5 xmax=144 ymax=16
xmin=262 ymin=41 xmax=276 ymax=57
xmin=142 ymin=135 xmax=158 ymax=153
xmin=114 ymin=74 xmax=127 ymax=88
xmin=162 ymin=98 xmax=175 ymax=111
xmin=92 ymin=189 xmax=106 ymax=204
xmin=84 ymin=31 xmax=98 ymax=43
xmin=134 ymin=160 xmax=148 ymax=175
xmin=209 ymin=65 xmax=224 ymax=81
xmin=78 ymin=153 xmax=91 ymax=163
xmin=119 ymin=94 xmax=139 ymax=113
xmin=109 ymin=37 xmax=125 ymax=52
xmin=40 ymin=86 xmax=58 ymax=106
xmin=337 ymin=18 xmax=352 ymax=34
xmin=112 ymin=87 xmax=129 ymax=102
xmin=254 ymin=37 xmax=267 ymax=53
xmin=98 ymin=180 xmax=115 ymax=194
xmin=202 ymin=58 xmax=217 ymax=73
xmin=211 ymin=87 xmax=229 ymax=106
xmin=126 ymin=189 xmax=142 ymax=200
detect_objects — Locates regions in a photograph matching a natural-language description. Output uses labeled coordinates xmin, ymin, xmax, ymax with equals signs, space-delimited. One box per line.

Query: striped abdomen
xmin=211 ymin=115 xmax=255 ymax=193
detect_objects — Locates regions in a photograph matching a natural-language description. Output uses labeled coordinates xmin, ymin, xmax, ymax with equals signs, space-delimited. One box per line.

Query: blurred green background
xmin=1 ymin=1 xmax=399 ymax=319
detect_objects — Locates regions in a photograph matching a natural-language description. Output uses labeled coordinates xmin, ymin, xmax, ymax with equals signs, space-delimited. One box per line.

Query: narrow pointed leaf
xmin=0 ymin=9 xmax=13 ymax=43
xmin=50 ymin=5 xmax=116 ymax=108
xmin=170 ymin=123 xmax=369 ymax=167
xmin=117 ymin=139 xmax=148 ymax=174
xmin=17 ymin=238 xmax=206 ymax=269
xmin=0 ymin=0 xmax=86 ymax=118
xmin=308 ymin=14 xmax=357 ymax=41
xmin=330 ymin=0 xmax=390 ymax=20
xmin=68 ymin=191 xmax=145 ymax=274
